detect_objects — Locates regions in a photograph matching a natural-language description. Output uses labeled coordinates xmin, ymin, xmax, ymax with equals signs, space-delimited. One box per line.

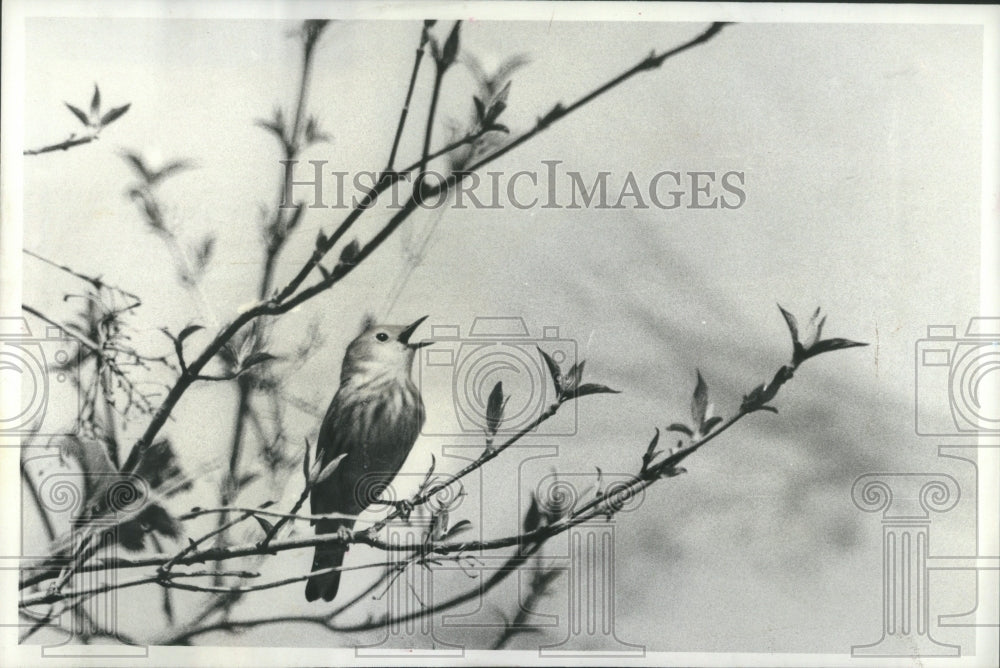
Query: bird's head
xmin=341 ymin=315 xmax=432 ymax=384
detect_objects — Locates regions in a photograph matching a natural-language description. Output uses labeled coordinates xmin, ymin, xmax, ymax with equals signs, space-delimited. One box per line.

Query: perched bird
xmin=305 ymin=315 xmax=431 ymax=602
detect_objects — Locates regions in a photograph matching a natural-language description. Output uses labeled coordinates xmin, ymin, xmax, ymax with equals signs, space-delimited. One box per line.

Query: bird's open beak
xmin=399 ymin=315 xmax=432 ymax=348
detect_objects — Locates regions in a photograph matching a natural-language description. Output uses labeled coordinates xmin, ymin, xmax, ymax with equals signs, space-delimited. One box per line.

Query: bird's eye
xmin=375 ymin=332 xmax=390 ymax=342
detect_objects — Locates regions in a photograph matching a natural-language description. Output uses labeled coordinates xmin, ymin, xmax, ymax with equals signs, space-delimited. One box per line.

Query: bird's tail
xmin=305 ymin=519 xmax=352 ymax=602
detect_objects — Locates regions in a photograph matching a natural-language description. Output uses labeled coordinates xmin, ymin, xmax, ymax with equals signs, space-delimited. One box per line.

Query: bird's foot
xmin=392 ymin=499 xmax=415 ymax=521
xmin=336 ymin=526 xmax=353 ymax=545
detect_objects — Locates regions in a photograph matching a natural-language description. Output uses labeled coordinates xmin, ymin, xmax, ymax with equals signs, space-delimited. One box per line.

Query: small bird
xmin=305 ymin=315 xmax=431 ymax=602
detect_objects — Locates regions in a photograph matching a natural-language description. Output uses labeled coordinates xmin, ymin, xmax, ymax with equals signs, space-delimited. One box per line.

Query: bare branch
xmin=24 ymin=134 xmax=97 ymax=156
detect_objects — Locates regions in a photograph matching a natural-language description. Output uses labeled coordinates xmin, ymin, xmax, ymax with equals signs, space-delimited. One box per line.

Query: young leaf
xmin=122 ymin=152 xmax=153 ymax=182
xmin=493 ymin=80 xmax=512 ymax=109
xmin=253 ymin=515 xmax=275 ymax=535
xmin=645 ymin=428 xmax=661 ymax=457
xmin=473 ymin=96 xmax=486 ymax=123
xmin=65 ymin=103 xmax=90 ymax=127
xmin=303 ymin=116 xmax=330 ymax=146
xmin=483 ymin=78 xmax=514 ymax=127
xmin=804 ymin=337 xmax=869 ymax=360
xmin=308 ymin=457 xmax=325 ymax=484
xmin=90 ymin=84 xmax=101 ymax=117
xmin=564 ymin=360 xmax=585 ymax=394
xmin=428 ymin=36 xmax=441 ymax=65
xmin=241 ymin=351 xmax=276 ymax=371
xmin=195 ymin=235 xmax=215 ymax=271
xmin=642 ymin=428 xmax=663 ymax=472
xmin=691 ymin=370 xmax=708 ymax=428
xmin=777 ymin=303 xmax=799 ymax=344
xmin=537 ymin=347 xmax=562 ymax=394
xmin=702 ymin=416 xmax=724 ymax=434
xmin=446 ymin=519 xmax=472 ymax=539
xmin=485 ymin=381 xmax=506 ymax=435
xmin=150 ymin=160 xmax=193 ymax=185
xmin=485 ymin=99 xmax=507 ymax=125
xmin=441 ymin=21 xmax=461 ymax=68
xmin=538 ymin=102 xmax=565 ymax=127
xmin=302 ymin=437 xmax=312 ymax=483
xmin=237 ymin=472 xmax=260 ymax=489
xmin=163 ymin=327 xmax=187 ymax=368
xmin=418 ymin=454 xmax=437 ymax=496
xmin=569 ymin=383 xmax=620 ymax=399
xmin=100 ymin=103 xmax=131 ymax=127
xmin=312 ymin=453 xmax=347 ymax=485
xmin=255 ymin=118 xmax=285 ymax=141
xmin=804 ymin=310 xmax=827 ymax=349
xmin=523 ymin=493 xmax=541 ymax=533
xmin=177 ymin=324 xmax=204 ymax=344
xmin=666 ymin=423 xmax=693 ymax=437
xmin=740 ymin=384 xmax=765 ymax=413
xmin=339 ymin=238 xmax=361 ymax=266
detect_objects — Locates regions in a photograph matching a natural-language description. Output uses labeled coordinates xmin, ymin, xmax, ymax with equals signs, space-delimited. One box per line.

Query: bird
xmin=305 ymin=315 xmax=431 ymax=602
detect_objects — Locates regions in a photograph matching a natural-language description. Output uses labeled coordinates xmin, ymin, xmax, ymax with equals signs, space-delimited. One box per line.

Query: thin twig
xmin=22 ymin=304 xmax=103 ymax=355
xmin=270 ymin=22 xmax=727 ymax=307
xmin=23 ymin=552 xmax=470 ymax=609
xmin=385 ymin=21 xmax=432 ymax=171
xmin=257 ymin=486 xmax=309 ymax=548
xmin=216 ymin=20 xmax=329 ymax=553
xmin=161 ymin=509 xmax=259 ymax=574
xmin=19 ymin=382 xmax=742 ymax=591
xmin=182 ymin=505 xmax=359 ymax=525
xmin=366 ymin=402 xmax=561 ymax=537
xmin=24 ymin=22 xmax=730 ymax=601
xmin=169 ymin=543 xmax=542 ymax=642
xmin=23 ymin=134 xmax=97 ymax=156
xmin=21 ymin=570 xmax=260 ymax=608
xmin=24 ymin=248 xmax=143 ymax=303
xmin=416 ymin=43 xmax=449 ymax=177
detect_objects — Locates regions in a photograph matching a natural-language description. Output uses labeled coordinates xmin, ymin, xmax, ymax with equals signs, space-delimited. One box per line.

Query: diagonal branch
xmin=77 ymin=22 xmax=730 ymax=568
xmin=23 ymin=134 xmax=97 ymax=156
xmin=385 ymin=21 xmax=434 ymax=172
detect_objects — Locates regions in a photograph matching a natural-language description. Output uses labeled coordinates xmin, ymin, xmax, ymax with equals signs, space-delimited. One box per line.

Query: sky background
xmin=12 ymin=8 xmax=988 ymax=658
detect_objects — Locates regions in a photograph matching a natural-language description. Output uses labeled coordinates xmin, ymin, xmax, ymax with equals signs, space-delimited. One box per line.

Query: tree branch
xmin=23 ymin=134 xmax=97 ymax=156
xmin=385 ymin=21 xmax=434 ymax=172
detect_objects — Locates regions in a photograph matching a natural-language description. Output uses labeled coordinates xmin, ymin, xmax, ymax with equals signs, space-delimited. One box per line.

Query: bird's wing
xmin=311 ymin=390 xmax=358 ymax=516
xmin=316 ymin=390 xmax=355 ymax=464
xmin=311 ymin=387 xmax=425 ymax=516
